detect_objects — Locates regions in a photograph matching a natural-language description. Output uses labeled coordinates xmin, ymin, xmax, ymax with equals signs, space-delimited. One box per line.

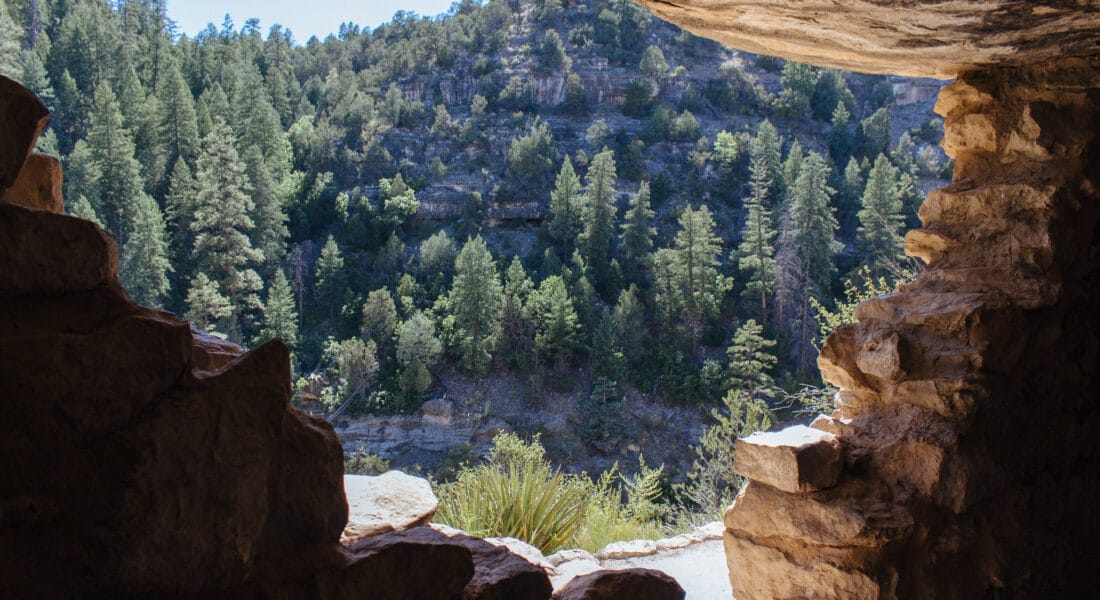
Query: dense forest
xmin=1 ymin=0 xmax=946 ymax=508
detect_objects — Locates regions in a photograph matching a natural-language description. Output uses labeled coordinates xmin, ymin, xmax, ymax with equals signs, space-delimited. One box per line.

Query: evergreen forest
xmin=1 ymin=0 xmax=949 ymax=518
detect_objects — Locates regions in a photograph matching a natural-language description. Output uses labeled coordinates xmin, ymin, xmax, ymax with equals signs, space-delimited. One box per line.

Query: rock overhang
xmin=631 ymin=0 xmax=1100 ymax=78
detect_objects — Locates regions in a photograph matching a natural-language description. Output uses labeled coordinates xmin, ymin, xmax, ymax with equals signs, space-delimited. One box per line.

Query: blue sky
xmin=167 ymin=0 xmax=456 ymax=42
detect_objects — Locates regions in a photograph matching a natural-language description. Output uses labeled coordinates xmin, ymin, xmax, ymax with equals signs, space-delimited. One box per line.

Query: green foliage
xmin=320 ymin=337 xmax=380 ymax=413
xmin=639 ymin=45 xmax=668 ymax=78
xmin=537 ymin=29 xmax=571 ymax=73
xmin=622 ymin=79 xmax=654 ymax=118
xmin=776 ymin=62 xmax=815 ymax=119
xmin=191 ymin=118 xmax=263 ymax=341
xmin=726 ymin=319 xmax=778 ymax=401
xmin=344 ymin=445 xmax=392 ymax=476
xmin=857 ymin=154 xmax=906 ymax=273
xmin=257 ymin=269 xmax=299 ymax=349
xmin=361 ymin=288 xmax=398 ymax=348
xmin=120 ymin=193 xmax=172 ymax=307
xmin=811 ymin=266 xmax=910 ymax=344
xmin=580 ymin=149 xmax=618 ymax=292
xmin=396 ymin=311 xmax=442 ymax=370
xmin=683 ymin=391 xmax=773 ymax=519
xmin=435 ymin=432 xmax=589 ymax=554
xmin=534 ymin=275 xmax=580 ymax=368
xmin=185 ymin=272 xmax=232 ymax=336
xmin=546 ymin=157 xmax=584 ymax=255
xmin=662 ymin=204 xmax=732 ymax=357
xmin=448 ymin=236 xmax=502 ymax=374
xmin=776 ymin=152 xmax=842 ymax=370
xmin=619 ymin=182 xmax=655 ymax=284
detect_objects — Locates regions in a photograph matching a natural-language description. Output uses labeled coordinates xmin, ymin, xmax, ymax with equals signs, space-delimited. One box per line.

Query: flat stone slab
xmin=734 ymin=425 xmax=842 ymax=493
xmin=342 ymin=471 xmax=438 ymax=541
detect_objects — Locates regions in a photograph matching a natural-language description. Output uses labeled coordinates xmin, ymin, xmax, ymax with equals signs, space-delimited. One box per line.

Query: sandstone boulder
xmin=342 ymin=471 xmax=438 ymax=541
xmin=553 ymin=568 xmax=685 ymax=600
xmin=0 ymin=153 xmax=63 ymax=213
xmin=734 ymin=425 xmax=843 ymax=493
xmin=0 ymin=74 xmax=49 ymax=191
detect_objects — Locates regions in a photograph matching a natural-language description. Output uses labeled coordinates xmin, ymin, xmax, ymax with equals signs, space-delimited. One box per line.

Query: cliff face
xmin=631 ymin=2 xmax=1100 ymax=597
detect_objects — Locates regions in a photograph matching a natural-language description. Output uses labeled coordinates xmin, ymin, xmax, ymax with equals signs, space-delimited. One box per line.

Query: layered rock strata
xmin=633 ymin=0 xmax=1100 ymax=79
xmin=723 ymin=58 xmax=1100 ymax=599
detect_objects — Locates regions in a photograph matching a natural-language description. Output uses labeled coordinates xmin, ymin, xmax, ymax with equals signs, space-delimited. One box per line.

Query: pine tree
xmin=639 ymin=45 xmax=669 ymax=78
xmin=591 ymin=307 xmax=624 ymax=381
xmin=191 ymin=118 xmax=263 ymax=341
xmin=185 ymin=272 xmax=233 ymax=336
xmin=619 ymin=181 xmax=655 ymax=285
xmin=256 ymin=269 xmax=298 ymax=349
xmin=611 ymin=284 xmax=647 ymax=375
xmin=164 ymin=158 xmax=197 ymax=271
xmin=314 ymin=235 xmax=347 ymax=322
xmin=828 ymin=102 xmax=854 ymax=166
xmin=857 ymin=154 xmax=905 ymax=273
xmin=85 ymin=81 xmax=146 ymax=241
xmin=534 ymin=275 xmax=580 ymax=368
xmin=748 ymin=119 xmax=783 ymax=206
xmin=546 ymin=157 xmax=584 ymax=256
xmin=396 ymin=311 xmax=442 ymax=370
xmin=669 ymin=205 xmax=732 ymax=357
xmin=726 ymin=319 xmax=778 ymax=402
xmin=782 ymin=139 xmax=804 ymax=192
xmin=580 ymin=149 xmax=618 ymax=292
xmin=500 ymin=256 xmax=537 ymax=370
xmin=776 ymin=152 xmax=841 ymax=369
xmin=120 ymin=193 xmax=171 ymax=307
xmin=69 ymin=195 xmax=103 ymax=227
xmin=361 ymin=288 xmax=398 ymax=351
xmin=155 ymin=60 xmax=200 ymax=191
xmin=0 ymin=5 xmax=23 ymax=78
xmin=738 ymin=194 xmax=777 ymax=323
xmin=449 ymin=236 xmax=502 ymax=375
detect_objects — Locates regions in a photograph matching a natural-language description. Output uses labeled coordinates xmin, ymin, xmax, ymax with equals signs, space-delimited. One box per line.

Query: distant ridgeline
xmin=0 ymin=0 xmax=947 ymax=421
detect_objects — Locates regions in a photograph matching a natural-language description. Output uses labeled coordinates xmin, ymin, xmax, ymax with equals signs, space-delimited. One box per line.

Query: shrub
xmin=435 ymin=432 xmax=589 ymax=553
xmin=344 ymin=445 xmax=391 ymax=475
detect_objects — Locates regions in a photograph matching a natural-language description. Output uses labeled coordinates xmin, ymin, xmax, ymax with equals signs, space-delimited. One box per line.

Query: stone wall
xmin=723 ymin=57 xmax=1099 ymax=599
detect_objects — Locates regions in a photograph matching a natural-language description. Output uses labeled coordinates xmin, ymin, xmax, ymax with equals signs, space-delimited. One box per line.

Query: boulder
xmin=0 ymin=75 xmax=49 ymax=191
xmin=431 ymin=527 xmax=554 ymax=600
xmin=343 ymin=471 xmax=438 ymax=541
xmin=0 ymin=153 xmax=63 ymax=213
xmin=595 ymin=539 xmax=657 ymax=560
xmin=323 ymin=527 xmax=476 ymax=600
xmin=0 ymin=202 xmax=118 ymax=295
xmin=734 ymin=426 xmax=843 ymax=493
xmin=422 ymin=397 xmax=455 ymax=425
xmin=190 ymin=326 xmax=245 ymax=372
xmin=553 ymin=568 xmax=685 ymax=600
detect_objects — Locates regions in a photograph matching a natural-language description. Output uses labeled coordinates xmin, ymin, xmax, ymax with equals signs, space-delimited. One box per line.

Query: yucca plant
xmin=435 ymin=432 xmax=589 ymax=553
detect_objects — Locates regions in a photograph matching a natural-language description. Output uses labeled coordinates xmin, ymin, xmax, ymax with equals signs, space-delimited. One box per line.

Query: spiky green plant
xmin=435 ymin=432 xmax=589 ymax=553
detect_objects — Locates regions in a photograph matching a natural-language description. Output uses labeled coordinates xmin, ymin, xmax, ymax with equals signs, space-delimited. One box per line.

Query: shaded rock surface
xmin=0 ymin=74 xmax=49 ymax=190
xmin=430 ymin=525 xmax=554 ymax=600
xmin=553 ymin=568 xmax=685 ymax=600
xmin=342 ymin=471 xmax=438 ymax=541
xmin=0 ymin=153 xmax=63 ymax=213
